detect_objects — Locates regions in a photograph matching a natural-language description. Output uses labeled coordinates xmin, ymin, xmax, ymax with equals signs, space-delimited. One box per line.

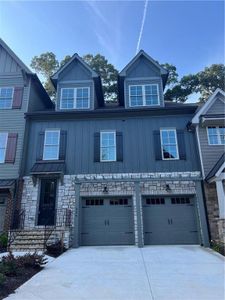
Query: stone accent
xmin=204 ymin=182 xmax=220 ymax=241
xmin=21 ymin=172 xmax=201 ymax=247
xmin=217 ymin=219 xmax=225 ymax=243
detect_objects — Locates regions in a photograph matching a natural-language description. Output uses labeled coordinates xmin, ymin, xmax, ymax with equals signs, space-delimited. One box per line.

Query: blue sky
xmin=0 ymin=1 xmax=224 ymax=81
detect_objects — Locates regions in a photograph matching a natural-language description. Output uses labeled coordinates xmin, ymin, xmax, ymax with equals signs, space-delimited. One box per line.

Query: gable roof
xmin=119 ymin=50 xmax=169 ymax=86
xmin=51 ymin=53 xmax=99 ymax=86
xmin=0 ymin=38 xmax=33 ymax=74
xmin=206 ymin=153 xmax=225 ymax=182
xmin=192 ymin=88 xmax=225 ymax=124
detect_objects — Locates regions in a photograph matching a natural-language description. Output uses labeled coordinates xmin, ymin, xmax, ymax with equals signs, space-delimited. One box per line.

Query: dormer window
xmin=60 ymin=87 xmax=90 ymax=109
xmin=129 ymin=84 xmax=159 ymax=107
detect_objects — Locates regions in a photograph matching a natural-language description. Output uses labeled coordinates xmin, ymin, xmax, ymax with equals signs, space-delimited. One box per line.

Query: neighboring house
xmin=191 ymin=88 xmax=225 ymax=242
xmin=17 ymin=50 xmax=209 ymax=249
xmin=0 ymin=39 xmax=53 ymax=233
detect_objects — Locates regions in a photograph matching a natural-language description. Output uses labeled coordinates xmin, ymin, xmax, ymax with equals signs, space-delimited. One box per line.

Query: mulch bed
xmin=0 ymin=267 xmax=41 ymax=300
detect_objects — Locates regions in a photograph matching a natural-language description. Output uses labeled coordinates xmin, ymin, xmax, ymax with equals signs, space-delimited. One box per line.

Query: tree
xmin=31 ymin=53 xmax=118 ymax=101
xmin=83 ymin=54 xmax=118 ymax=101
xmin=160 ymin=63 xmax=178 ymax=87
xmin=164 ymin=64 xmax=225 ymax=102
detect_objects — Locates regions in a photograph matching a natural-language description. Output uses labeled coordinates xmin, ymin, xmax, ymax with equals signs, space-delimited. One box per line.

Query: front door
xmin=38 ymin=179 xmax=57 ymax=226
xmin=0 ymin=194 xmax=7 ymax=232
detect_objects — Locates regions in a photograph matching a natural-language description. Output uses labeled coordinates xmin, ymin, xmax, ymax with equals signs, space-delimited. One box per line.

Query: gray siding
xmin=198 ymin=125 xmax=225 ymax=177
xmin=126 ymin=55 xmax=160 ymax=78
xmin=56 ymin=60 xmax=95 ymax=111
xmin=0 ymin=45 xmax=21 ymax=74
xmin=0 ymin=76 xmax=29 ymax=179
xmin=124 ymin=78 xmax=164 ymax=109
xmin=207 ymin=97 xmax=225 ymax=115
xmin=24 ymin=114 xmax=200 ymax=175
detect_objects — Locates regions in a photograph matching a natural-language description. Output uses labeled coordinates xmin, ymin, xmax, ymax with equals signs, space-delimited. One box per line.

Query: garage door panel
xmin=143 ymin=196 xmax=199 ymax=245
xmin=81 ymin=198 xmax=134 ymax=246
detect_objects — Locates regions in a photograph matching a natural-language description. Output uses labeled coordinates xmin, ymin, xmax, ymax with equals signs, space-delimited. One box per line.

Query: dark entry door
xmin=38 ymin=179 xmax=57 ymax=226
xmin=81 ymin=198 xmax=134 ymax=246
xmin=143 ymin=196 xmax=199 ymax=245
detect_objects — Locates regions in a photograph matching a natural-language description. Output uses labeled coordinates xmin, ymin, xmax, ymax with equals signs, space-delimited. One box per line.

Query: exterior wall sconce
xmin=103 ymin=186 xmax=108 ymax=194
xmin=165 ymin=184 xmax=171 ymax=192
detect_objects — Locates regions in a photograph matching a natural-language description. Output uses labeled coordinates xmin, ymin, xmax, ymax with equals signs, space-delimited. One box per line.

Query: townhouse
xmin=0 ymin=39 xmax=53 ymax=233
xmin=17 ymin=50 xmax=210 ymax=248
xmin=191 ymin=89 xmax=225 ymax=243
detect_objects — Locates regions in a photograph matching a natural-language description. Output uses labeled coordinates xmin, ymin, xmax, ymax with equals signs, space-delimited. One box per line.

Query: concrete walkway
xmin=5 ymin=246 xmax=225 ymax=300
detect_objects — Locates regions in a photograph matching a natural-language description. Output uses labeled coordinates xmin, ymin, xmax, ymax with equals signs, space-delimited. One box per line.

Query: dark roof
xmin=206 ymin=153 xmax=225 ymax=182
xmin=30 ymin=162 xmax=65 ymax=174
xmin=201 ymin=114 xmax=225 ymax=119
xmin=0 ymin=179 xmax=15 ymax=189
xmin=25 ymin=103 xmax=198 ymax=120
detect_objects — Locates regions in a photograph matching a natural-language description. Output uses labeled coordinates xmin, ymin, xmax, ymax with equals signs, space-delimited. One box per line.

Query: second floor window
xmin=207 ymin=126 xmax=225 ymax=145
xmin=100 ymin=131 xmax=116 ymax=162
xmin=43 ymin=130 xmax=60 ymax=160
xmin=60 ymin=87 xmax=90 ymax=109
xmin=129 ymin=84 xmax=159 ymax=107
xmin=160 ymin=129 xmax=179 ymax=160
xmin=0 ymin=87 xmax=13 ymax=109
xmin=0 ymin=133 xmax=8 ymax=163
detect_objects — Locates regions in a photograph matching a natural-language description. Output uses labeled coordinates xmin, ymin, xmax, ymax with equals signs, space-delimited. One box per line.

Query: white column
xmin=215 ymin=180 xmax=225 ymax=219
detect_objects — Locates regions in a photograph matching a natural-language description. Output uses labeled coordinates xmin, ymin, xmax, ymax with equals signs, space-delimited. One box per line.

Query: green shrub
xmin=17 ymin=252 xmax=48 ymax=269
xmin=0 ymin=251 xmax=19 ymax=276
xmin=0 ymin=273 xmax=5 ymax=286
xmin=211 ymin=240 xmax=225 ymax=256
xmin=0 ymin=233 xmax=8 ymax=249
xmin=46 ymin=240 xmax=66 ymax=257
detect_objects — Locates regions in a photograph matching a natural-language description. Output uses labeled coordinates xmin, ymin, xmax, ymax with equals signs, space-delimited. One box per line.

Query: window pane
xmin=43 ymin=145 xmax=59 ymax=160
xmin=101 ymin=147 xmax=116 ymax=161
xmin=61 ymin=89 xmax=74 ymax=109
xmin=161 ymin=130 xmax=178 ymax=159
xmin=130 ymin=86 xmax=144 ymax=106
xmin=219 ymin=127 xmax=225 ymax=144
xmin=100 ymin=132 xmax=116 ymax=161
xmin=76 ymin=88 xmax=89 ymax=109
xmin=130 ymin=96 xmax=143 ymax=106
xmin=208 ymin=127 xmax=219 ymax=144
xmin=0 ymin=149 xmax=5 ymax=163
xmin=45 ymin=131 xmax=59 ymax=145
xmin=0 ymin=88 xmax=13 ymax=109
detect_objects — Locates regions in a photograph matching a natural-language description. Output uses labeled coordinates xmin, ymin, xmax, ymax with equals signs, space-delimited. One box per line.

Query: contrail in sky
xmin=136 ymin=0 xmax=149 ymax=54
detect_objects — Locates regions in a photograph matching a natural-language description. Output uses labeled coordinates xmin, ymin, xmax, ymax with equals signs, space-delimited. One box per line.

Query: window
xmin=60 ymin=87 xmax=90 ymax=109
xmin=86 ymin=199 xmax=104 ymax=206
xmin=146 ymin=198 xmax=165 ymax=205
xmin=0 ymin=133 xmax=8 ymax=163
xmin=160 ymin=129 xmax=179 ymax=160
xmin=129 ymin=84 xmax=159 ymax=107
xmin=171 ymin=197 xmax=190 ymax=204
xmin=207 ymin=126 xmax=225 ymax=145
xmin=0 ymin=88 xmax=13 ymax=109
xmin=43 ymin=130 xmax=60 ymax=160
xmin=100 ymin=131 xmax=116 ymax=162
xmin=110 ymin=199 xmax=128 ymax=205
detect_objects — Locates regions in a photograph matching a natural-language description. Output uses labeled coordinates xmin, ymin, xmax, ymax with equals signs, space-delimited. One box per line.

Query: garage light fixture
xmin=103 ymin=186 xmax=108 ymax=194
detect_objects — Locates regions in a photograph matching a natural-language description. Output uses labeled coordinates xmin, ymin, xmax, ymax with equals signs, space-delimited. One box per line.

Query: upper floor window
xmin=160 ymin=129 xmax=179 ymax=160
xmin=129 ymin=84 xmax=159 ymax=107
xmin=0 ymin=87 xmax=13 ymax=109
xmin=100 ymin=131 xmax=116 ymax=162
xmin=43 ymin=130 xmax=60 ymax=160
xmin=207 ymin=126 xmax=225 ymax=145
xmin=60 ymin=87 xmax=90 ymax=109
xmin=0 ymin=133 xmax=8 ymax=163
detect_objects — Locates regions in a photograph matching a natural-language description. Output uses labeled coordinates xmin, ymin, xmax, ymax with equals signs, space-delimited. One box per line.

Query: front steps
xmin=9 ymin=229 xmax=54 ymax=252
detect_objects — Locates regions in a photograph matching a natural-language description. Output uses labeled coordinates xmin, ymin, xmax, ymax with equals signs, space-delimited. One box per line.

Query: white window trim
xmin=0 ymin=87 xmax=14 ymax=109
xmin=0 ymin=132 xmax=8 ymax=164
xmin=207 ymin=126 xmax=225 ymax=145
xmin=43 ymin=130 xmax=60 ymax=161
xmin=100 ymin=130 xmax=117 ymax=162
xmin=129 ymin=84 xmax=160 ymax=107
xmin=160 ymin=128 xmax=179 ymax=160
xmin=60 ymin=87 xmax=90 ymax=109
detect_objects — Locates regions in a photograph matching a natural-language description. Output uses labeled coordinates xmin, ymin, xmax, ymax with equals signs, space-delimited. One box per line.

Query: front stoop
xmin=8 ymin=229 xmax=54 ymax=252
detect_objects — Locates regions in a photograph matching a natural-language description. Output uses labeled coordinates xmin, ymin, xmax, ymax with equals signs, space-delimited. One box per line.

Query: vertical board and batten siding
xmin=0 ymin=76 xmax=29 ymax=179
xmin=124 ymin=55 xmax=164 ymax=108
xmin=56 ymin=59 xmax=96 ymax=111
xmin=24 ymin=114 xmax=200 ymax=175
xmin=0 ymin=45 xmax=22 ymax=73
xmin=198 ymin=126 xmax=225 ymax=176
xmin=206 ymin=97 xmax=225 ymax=115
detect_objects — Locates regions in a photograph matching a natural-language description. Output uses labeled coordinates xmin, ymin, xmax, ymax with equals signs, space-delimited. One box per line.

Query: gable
xmin=0 ymin=45 xmax=22 ymax=73
xmin=126 ymin=55 xmax=161 ymax=78
xmin=58 ymin=59 xmax=92 ymax=81
xmin=206 ymin=96 xmax=225 ymax=115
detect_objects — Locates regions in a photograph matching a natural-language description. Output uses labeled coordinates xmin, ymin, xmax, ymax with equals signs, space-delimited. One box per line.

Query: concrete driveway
xmin=6 ymin=246 xmax=225 ymax=300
